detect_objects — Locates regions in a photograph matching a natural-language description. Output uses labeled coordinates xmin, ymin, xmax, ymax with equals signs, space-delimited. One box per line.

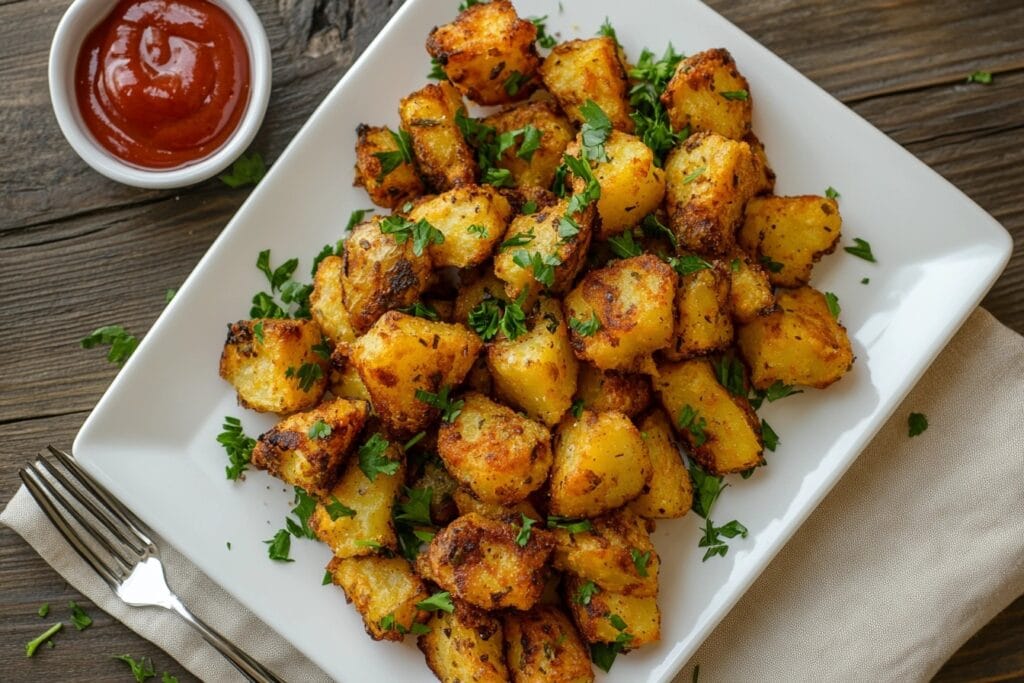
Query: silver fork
xmin=20 ymin=446 xmax=284 ymax=683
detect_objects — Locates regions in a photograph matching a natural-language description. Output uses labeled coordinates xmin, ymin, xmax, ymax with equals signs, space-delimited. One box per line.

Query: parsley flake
xmin=500 ymin=227 xmax=536 ymax=251
xmin=325 ymin=496 xmax=356 ymax=521
xmin=750 ymin=380 xmax=803 ymax=409
xmin=570 ymin=399 xmax=585 ymax=418
xmin=415 ymin=385 xmax=465 ymax=422
xmin=713 ymin=355 xmax=747 ymax=397
xmin=720 ymin=89 xmax=749 ymax=101
xmin=608 ymin=230 xmax=644 ymax=259
xmin=569 ymin=313 xmax=601 ymax=337
xmin=966 ymin=71 xmax=993 ymax=84
xmin=37 ymin=603 xmax=49 ymax=618
xmin=399 ymin=301 xmax=440 ymax=321
xmin=322 ymin=570 xmax=333 ymax=586
xmin=373 ymin=128 xmax=414 ymax=182
xmin=824 ymin=292 xmax=841 ymax=318
xmin=825 ymin=186 xmax=841 ymax=200
xmin=668 ymin=254 xmax=713 ymax=276
xmin=699 ymin=517 xmax=748 ymax=561
xmin=217 ymin=416 xmax=255 ymax=481
xmin=575 ymin=580 xmax=599 ymax=605
xmin=466 ymin=224 xmax=489 ymax=239
xmin=761 ymin=419 xmax=780 ymax=452
xmin=630 ymin=549 xmax=651 ymax=577
xmin=641 ymin=213 xmax=678 ymax=248
xmin=80 ymin=325 xmax=139 ymax=365
xmin=908 ymin=412 xmax=929 ymax=437
xmin=219 ymin=151 xmax=266 ymax=188
xmin=308 ymin=420 xmax=332 ymax=440
xmin=579 ymin=100 xmax=613 ymax=162
xmin=513 ymin=250 xmax=561 ymax=288
xmin=678 ymin=405 xmax=708 ymax=446
xmin=547 ymin=516 xmax=592 ymax=534
xmin=417 ymin=591 xmax=455 ymax=613
xmin=521 ymin=199 xmax=538 ymax=215
xmin=69 ymin=601 xmax=92 ymax=630
xmin=688 ymin=462 xmax=727 ymax=519
xmin=628 ymin=44 xmax=686 ymax=165
xmin=428 ymin=57 xmax=447 ymax=81
xmin=530 ymin=15 xmax=557 ymax=49
xmin=504 ymin=71 xmax=529 ymax=96
xmin=114 ymin=655 xmax=156 ymax=682
xmin=379 ymin=215 xmax=444 ymax=256
xmin=264 ymin=529 xmax=293 ymax=562
xmin=358 ymin=433 xmax=398 ymax=481
xmin=844 ymin=237 xmax=876 ymax=262
xmin=682 ymin=165 xmax=706 ymax=184
xmin=516 ymin=514 xmax=537 ymax=546
xmin=25 ymin=622 xmax=62 ymax=657
xmin=760 ymin=255 xmax=784 ymax=273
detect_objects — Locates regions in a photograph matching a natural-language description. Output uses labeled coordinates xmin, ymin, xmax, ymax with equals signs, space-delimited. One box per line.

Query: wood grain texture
xmin=0 ymin=0 xmax=1020 ymax=681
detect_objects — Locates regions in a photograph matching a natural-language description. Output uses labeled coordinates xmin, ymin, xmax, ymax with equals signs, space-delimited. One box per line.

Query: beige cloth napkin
xmin=4 ymin=307 xmax=1023 ymax=682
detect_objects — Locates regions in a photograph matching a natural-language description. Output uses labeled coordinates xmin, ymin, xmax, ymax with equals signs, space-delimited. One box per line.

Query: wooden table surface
xmin=1 ymin=0 xmax=1022 ymax=680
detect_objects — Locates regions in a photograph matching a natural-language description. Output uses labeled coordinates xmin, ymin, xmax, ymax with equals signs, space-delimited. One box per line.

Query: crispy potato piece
xmin=737 ymin=286 xmax=854 ymax=389
xmin=563 ymin=255 xmax=676 ymax=372
xmin=539 ymin=38 xmax=633 ymax=132
xmin=419 ymin=602 xmax=509 ymax=683
xmin=410 ymin=457 xmax=461 ymax=527
xmin=482 ymin=100 xmax=576 ymax=189
xmin=328 ymin=349 xmax=372 ymax=402
xmin=463 ymin=354 xmax=493 ymax=395
xmin=417 ymin=512 xmax=554 ymax=611
xmin=661 ymin=48 xmax=752 ymax=141
xmin=438 ymin=392 xmax=553 ymax=504
xmin=738 ymin=195 xmax=842 ymax=287
xmin=426 ymin=0 xmax=540 ymax=106
xmin=309 ymin=439 xmax=404 ymax=556
xmin=349 ymin=311 xmax=482 ymax=438
xmin=564 ymin=575 xmax=660 ymax=649
xmin=409 ymin=185 xmax=513 ymax=268
xmin=504 ymin=606 xmax=594 ymax=683
xmin=566 ymin=130 xmax=666 ymax=238
xmin=551 ymin=508 xmax=659 ymax=596
xmin=341 ymin=217 xmax=433 ymax=334
xmin=400 ymin=82 xmax=478 ymax=191
xmin=744 ymin=132 xmax=776 ymax=196
xmin=628 ymin=410 xmax=693 ymax=519
xmin=664 ymin=131 xmax=761 ymax=256
xmin=727 ymin=251 xmax=775 ymax=323
xmin=488 ymin=298 xmax=579 ymax=426
xmin=653 ymin=359 xmax=763 ymax=475
xmin=310 ymin=255 xmax=357 ymax=347
xmin=327 ymin=555 xmax=430 ymax=642
xmin=548 ymin=410 xmax=652 ymax=517
xmin=219 ymin=319 xmax=330 ymax=414
xmin=574 ymin=365 xmax=651 ymax=418
xmin=353 ymin=124 xmax=425 ymax=209
xmin=665 ymin=261 xmax=733 ymax=360
xmin=452 ymin=487 xmax=542 ymax=523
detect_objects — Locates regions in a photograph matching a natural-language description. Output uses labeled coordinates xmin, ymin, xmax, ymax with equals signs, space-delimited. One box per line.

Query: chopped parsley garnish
xmin=399 ymin=301 xmax=441 ymax=321
xmin=458 ymin=0 xmax=481 ymax=10
xmin=861 ymin=277 xmax=870 ymax=285
xmin=379 ymin=613 xmax=431 ymax=636
xmin=515 ymin=125 xmax=543 ymax=160
xmin=966 ymin=71 xmax=993 ymax=84
xmin=80 ymin=325 xmax=138 ymax=365
xmin=345 ymin=208 xmax=375 ymax=232
xmin=630 ymin=549 xmax=651 ymax=577
xmin=608 ymin=230 xmax=643 ymax=259
xmin=395 ymin=486 xmax=434 ymax=526
xmin=415 ymin=385 xmax=465 ymax=422
xmin=25 ymin=622 xmax=62 ymax=657
xmin=37 ymin=603 xmax=49 ymax=618
xmin=512 ymin=250 xmax=561 ymax=288
xmin=547 ymin=516 xmax=593 ymax=534
xmin=264 ymin=529 xmax=294 ymax=562
xmin=428 ymin=57 xmax=447 ymax=80
xmin=699 ymin=517 xmax=748 ymax=561
xmin=641 ymin=213 xmax=678 ymax=248
xmin=164 ymin=288 xmax=176 ymax=304
xmin=575 ymin=580 xmax=599 ymax=605
xmin=761 ymin=419 xmax=779 ymax=452
xmin=760 ymin=255 xmax=784 ymax=273
xmin=354 ymin=539 xmax=382 ymax=549
xmin=516 ymin=514 xmax=537 ymax=546
xmin=358 ymin=433 xmax=398 ymax=481
xmin=569 ymin=313 xmax=601 ymax=337
xmin=597 ymin=17 xmax=618 ymax=42
xmin=416 ymin=591 xmax=455 ymax=613
xmin=483 ymin=167 xmax=515 ymax=188
xmin=668 ymin=254 xmax=713 ymax=276
xmin=379 ymin=214 xmax=444 ymax=256
xmin=591 ymin=614 xmax=633 ymax=672
xmin=570 ymin=399 xmax=585 ymax=418
xmin=468 ymin=294 xmax=531 ymax=341
xmin=730 ymin=258 xmax=742 ymax=272
xmin=720 ymin=89 xmax=749 ymax=101
xmin=308 ymin=420 xmax=332 ymax=440
xmin=688 ymin=462 xmax=727 ymax=519
xmin=825 ymin=186 xmax=841 ymax=200
xmin=844 ymin=237 xmax=876 ymax=262
xmin=562 ymin=154 xmax=602 ymax=215
xmin=310 ymin=240 xmax=345 ymax=277
xmin=322 ymin=570 xmax=333 ymax=586
xmin=256 ymin=249 xmax=298 ymax=292
xmin=285 ymin=362 xmax=323 ymax=392
xmin=558 ymin=215 xmax=581 ymax=242
xmin=824 ymin=292 xmax=841 ymax=318
xmin=325 ymin=496 xmax=356 ymax=521
xmin=286 ymin=487 xmax=318 ymax=540
xmin=113 ymin=654 xmax=157 ymax=682
xmin=466 ymin=224 xmax=489 ymax=238
xmin=499 ymin=294 xmax=528 ymax=340
xmin=504 ymin=71 xmax=529 ymax=96
xmin=908 ymin=412 xmax=929 ymax=437
xmin=311 ymin=338 xmax=332 ymax=359
xmin=521 ymin=199 xmax=538 ymax=215
xmin=750 ymin=380 xmax=803 ymax=409
xmin=628 ymin=44 xmax=686 ymax=165
xmin=500 ymin=227 xmax=536 ymax=251
xmin=218 ymin=416 xmax=255 ymax=481
xmin=249 ymin=292 xmax=286 ymax=319
xmin=403 ymin=431 xmax=427 ymax=451
xmin=713 ymin=355 xmax=747 ymax=397
xmin=69 ymin=601 xmax=92 ymax=630
xmin=219 ymin=151 xmax=266 ymax=188
xmin=372 ymin=128 xmax=414 ymax=181
xmin=530 ymin=15 xmax=557 ymax=49
xmin=682 ymin=165 xmax=706 ymax=184
xmin=678 ymin=405 xmax=708 ymax=446
xmin=579 ymin=100 xmax=613 ymax=162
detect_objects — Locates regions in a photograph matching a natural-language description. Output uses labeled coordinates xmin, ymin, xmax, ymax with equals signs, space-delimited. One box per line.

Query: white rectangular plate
xmin=73 ymin=1 xmax=1012 ymax=681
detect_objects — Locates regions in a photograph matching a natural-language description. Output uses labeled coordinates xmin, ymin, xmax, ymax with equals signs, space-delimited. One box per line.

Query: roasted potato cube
xmin=419 ymin=603 xmax=509 ymax=683
xmin=566 ymin=130 xmax=666 ymax=238
xmin=411 ymin=458 xmax=461 ymax=526
xmin=565 ymin=575 xmax=660 ymax=649
xmin=341 ymin=217 xmax=433 ymax=334
xmin=737 ymin=286 xmax=854 ymax=389
xmin=417 ymin=512 xmax=554 ymax=611
xmin=452 ymin=487 xmax=542 ymax=523
xmin=551 ymin=508 xmax=659 ymax=596
xmin=408 ymin=185 xmax=513 ymax=268
xmin=548 ymin=410 xmax=652 ymax=517
xmin=539 ymin=38 xmax=633 ymax=132
xmin=426 ymin=0 xmax=540 ymax=106
xmin=488 ymin=297 xmax=579 ymax=426
xmin=438 ymin=392 xmax=553 ymax=504
xmin=738 ymin=195 xmax=842 ymax=287
xmin=574 ymin=365 xmax=651 ymax=418
xmin=327 ymin=555 xmax=430 ymax=642
xmin=727 ymin=251 xmax=775 ymax=323
xmin=628 ymin=410 xmax=693 ymax=519
xmin=400 ymin=82 xmax=478 ymax=191
xmin=665 ymin=261 xmax=733 ymax=360
xmin=219 ymin=319 xmax=330 ymax=414
xmin=744 ymin=132 xmax=776 ymax=196
xmin=353 ymin=124 xmax=425 ymax=209
xmin=349 ymin=311 xmax=482 ymax=438
xmin=328 ymin=349 xmax=372 ymax=402
xmin=309 ymin=437 xmax=404 ymax=556
xmin=563 ymin=255 xmax=676 ymax=372
xmin=653 ymin=359 xmax=763 ymax=475
xmin=504 ymin=606 xmax=595 ymax=683
xmin=482 ymin=100 xmax=576 ymax=189
xmin=661 ymin=48 xmax=752 ymax=141
xmin=310 ymin=255 xmax=357 ymax=347
xmin=664 ymin=131 xmax=761 ymax=256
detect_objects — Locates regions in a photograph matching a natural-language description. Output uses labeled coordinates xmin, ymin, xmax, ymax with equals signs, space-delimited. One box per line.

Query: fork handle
xmin=167 ymin=596 xmax=285 ymax=683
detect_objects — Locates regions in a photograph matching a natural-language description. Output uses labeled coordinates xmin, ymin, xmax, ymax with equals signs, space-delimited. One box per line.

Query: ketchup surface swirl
xmin=75 ymin=0 xmax=250 ymax=169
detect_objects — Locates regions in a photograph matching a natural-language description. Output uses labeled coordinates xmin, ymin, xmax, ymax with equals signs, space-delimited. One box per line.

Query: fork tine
xmin=20 ymin=466 xmax=123 ymax=590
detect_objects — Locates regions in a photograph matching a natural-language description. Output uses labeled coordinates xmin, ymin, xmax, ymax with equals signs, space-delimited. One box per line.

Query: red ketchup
xmin=75 ymin=0 xmax=250 ymax=169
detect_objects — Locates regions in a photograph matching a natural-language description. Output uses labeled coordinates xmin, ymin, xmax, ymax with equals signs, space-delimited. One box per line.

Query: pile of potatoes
xmin=219 ymin=1 xmax=854 ymax=679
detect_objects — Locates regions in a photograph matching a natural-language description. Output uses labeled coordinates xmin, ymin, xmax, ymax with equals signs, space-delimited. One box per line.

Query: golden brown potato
xmin=400 ymin=82 xmax=478 ymax=191
xmin=419 ymin=602 xmax=509 ymax=683
xmin=408 ymin=185 xmax=512 ymax=268
xmin=565 ymin=130 xmax=666 ymax=238
xmin=661 ymin=48 xmax=752 ymax=141
xmin=309 ymin=437 xmax=404 ymax=556
xmin=437 ymin=392 xmax=552 ymax=504
xmin=426 ymin=0 xmax=540 ymax=106
xmin=349 ymin=311 xmax=482 ymax=438
xmin=452 ymin=487 xmax=542 ymax=522
xmin=353 ymin=124 xmax=425 ymax=209
xmin=539 ymin=38 xmax=633 ymax=132
xmin=565 ymin=575 xmax=660 ymax=649
xmin=219 ymin=319 xmax=330 ymax=414
xmin=488 ymin=297 xmax=579 ymax=426
xmin=727 ymin=251 xmax=775 ymax=323
xmin=503 ymin=606 xmax=595 ymax=683
xmin=653 ymin=359 xmax=763 ymax=475
xmin=628 ymin=410 xmax=693 ymax=519
xmin=341 ymin=217 xmax=433 ymax=334
xmin=737 ymin=286 xmax=854 ymax=389
xmin=563 ymin=255 xmax=676 ymax=373
xmin=665 ymin=261 xmax=734 ymax=360
xmin=548 ymin=410 xmax=652 ymax=517
xmin=327 ymin=555 xmax=430 ymax=641
xmin=574 ymin=365 xmax=651 ymax=418
xmin=417 ymin=512 xmax=554 ymax=611
xmin=744 ymin=132 xmax=776 ymax=196
xmin=664 ymin=131 xmax=761 ymax=256
xmin=310 ymin=255 xmax=357 ymax=347
xmin=411 ymin=457 xmax=461 ymax=526
xmin=328 ymin=349 xmax=372 ymax=402
xmin=482 ymin=100 xmax=576 ymax=189
xmin=551 ymin=508 xmax=659 ymax=597
xmin=738 ymin=195 xmax=842 ymax=288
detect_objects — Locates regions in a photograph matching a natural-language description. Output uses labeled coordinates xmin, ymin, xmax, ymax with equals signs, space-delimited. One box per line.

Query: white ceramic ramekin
xmin=48 ymin=0 xmax=272 ymax=189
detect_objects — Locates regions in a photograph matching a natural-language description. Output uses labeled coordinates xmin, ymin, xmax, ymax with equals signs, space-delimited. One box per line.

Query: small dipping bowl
xmin=48 ymin=0 xmax=272 ymax=189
